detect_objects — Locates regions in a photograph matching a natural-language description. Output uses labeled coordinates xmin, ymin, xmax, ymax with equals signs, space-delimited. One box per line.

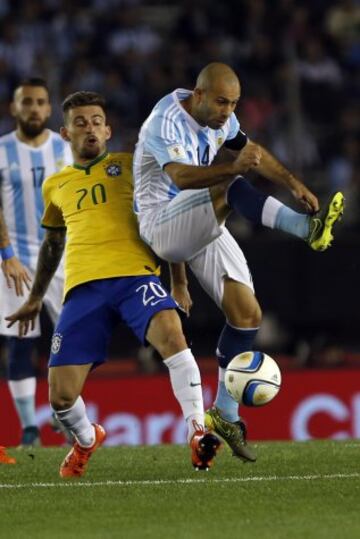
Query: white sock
xmin=8 ymin=377 xmax=37 ymax=428
xmin=261 ymin=196 xmax=283 ymax=228
xmin=164 ymin=348 xmax=204 ymax=442
xmin=8 ymin=377 xmax=36 ymax=399
xmin=54 ymin=396 xmax=95 ymax=447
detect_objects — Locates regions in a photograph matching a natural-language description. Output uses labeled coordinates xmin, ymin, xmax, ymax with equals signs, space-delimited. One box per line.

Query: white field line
xmin=0 ymin=472 xmax=359 ymax=490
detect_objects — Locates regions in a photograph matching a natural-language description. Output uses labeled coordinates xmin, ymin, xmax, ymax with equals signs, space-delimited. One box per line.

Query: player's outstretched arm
xmin=164 ymin=143 xmax=261 ymax=190
xmin=169 ymin=262 xmax=193 ymax=317
xmin=5 ymin=228 xmax=65 ymax=336
xmin=251 ymin=141 xmax=319 ymax=213
xmin=0 ymin=208 xmax=32 ymax=296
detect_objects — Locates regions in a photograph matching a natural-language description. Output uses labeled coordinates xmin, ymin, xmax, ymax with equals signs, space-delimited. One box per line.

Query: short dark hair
xmin=13 ymin=77 xmax=49 ymax=95
xmin=62 ymin=91 xmax=106 ymax=121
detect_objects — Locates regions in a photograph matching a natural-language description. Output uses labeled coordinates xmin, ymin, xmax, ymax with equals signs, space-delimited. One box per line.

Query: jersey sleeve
xmin=41 ymin=179 xmax=65 ymax=229
xmin=224 ymin=113 xmax=248 ymax=151
xmin=144 ymin=114 xmax=191 ymax=169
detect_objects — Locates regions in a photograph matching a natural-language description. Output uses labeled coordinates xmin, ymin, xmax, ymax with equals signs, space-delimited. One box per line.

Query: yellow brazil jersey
xmin=41 ymin=152 xmax=159 ymax=298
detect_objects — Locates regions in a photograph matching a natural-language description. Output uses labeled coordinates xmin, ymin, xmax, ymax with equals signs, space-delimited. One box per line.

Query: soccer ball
xmin=224 ymin=351 xmax=281 ymax=406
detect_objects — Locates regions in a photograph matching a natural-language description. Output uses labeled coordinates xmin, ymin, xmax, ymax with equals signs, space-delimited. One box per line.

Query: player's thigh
xmin=0 ymin=269 xmax=41 ymax=337
xmin=188 ymin=228 xmax=260 ymax=322
xmin=49 ymin=283 xmax=116 ymax=370
xmin=140 ymin=190 xmax=222 ymax=262
xmin=116 ymin=275 xmax=179 ymax=350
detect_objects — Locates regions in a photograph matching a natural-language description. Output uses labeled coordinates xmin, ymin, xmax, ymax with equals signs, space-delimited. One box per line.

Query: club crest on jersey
xmin=51 ymin=333 xmax=63 ymax=354
xmin=167 ymin=144 xmax=187 ymax=161
xmin=104 ymin=161 xmax=122 ymax=177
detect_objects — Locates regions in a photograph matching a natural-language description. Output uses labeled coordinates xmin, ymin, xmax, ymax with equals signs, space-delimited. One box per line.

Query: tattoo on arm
xmin=30 ymin=229 xmax=65 ymax=299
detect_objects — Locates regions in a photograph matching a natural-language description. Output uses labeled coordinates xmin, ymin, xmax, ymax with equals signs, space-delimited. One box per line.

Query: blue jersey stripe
xmin=30 ymin=149 xmax=45 ymax=242
xmin=5 ymin=140 xmax=30 ymax=265
xmin=52 ymin=137 xmax=65 ymax=171
xmin=167 ymin=182 xmax=180 ymax=199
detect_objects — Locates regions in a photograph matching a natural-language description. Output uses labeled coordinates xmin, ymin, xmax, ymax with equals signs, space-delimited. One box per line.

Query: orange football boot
xmin=190 ymin=428 xmax=222 ymax=471
xmin=59 ymin=424 xmax=106 ymax=478
xmin=0 ymin=446 xmax=16 ymax=464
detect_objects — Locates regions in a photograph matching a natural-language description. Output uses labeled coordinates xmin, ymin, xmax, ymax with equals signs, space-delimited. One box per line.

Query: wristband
xmin=0 ymin=245 xmax=15 ymax=260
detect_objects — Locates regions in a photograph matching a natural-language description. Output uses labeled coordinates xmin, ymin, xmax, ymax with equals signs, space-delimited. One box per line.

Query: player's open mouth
xmin=86 ymin=136 xmax=98 ymax=144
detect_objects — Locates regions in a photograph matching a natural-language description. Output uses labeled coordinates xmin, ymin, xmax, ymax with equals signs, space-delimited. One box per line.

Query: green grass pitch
xmin=1 ymin=441 xmax=360 ymax=539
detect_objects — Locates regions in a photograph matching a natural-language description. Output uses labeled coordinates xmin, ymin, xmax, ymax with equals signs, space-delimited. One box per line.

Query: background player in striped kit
xmin=0 ymin=78 xmax=72 ymax=447
xmin=133 ymin=62 xmax=344 ymax=461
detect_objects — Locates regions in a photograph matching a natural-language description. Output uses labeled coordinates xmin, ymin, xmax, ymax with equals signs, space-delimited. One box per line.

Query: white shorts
xmin=188 ymin=227 xmax=254 ymax=308
xmin=139 ymin=189 xmax=222 ymax=262
xmin=0 ymin=269 xmax=64 ymax=338
xmin=139 ymin=190 xmax=254 ymax=308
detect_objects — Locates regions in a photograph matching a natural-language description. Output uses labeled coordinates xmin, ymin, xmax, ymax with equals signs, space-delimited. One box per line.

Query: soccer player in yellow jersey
xmin=6 ymin=91 xmax=221 ymax=476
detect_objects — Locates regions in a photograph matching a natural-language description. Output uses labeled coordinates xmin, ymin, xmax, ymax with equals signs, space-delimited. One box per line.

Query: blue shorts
xmin=49 ymin=276 xmax=177 ymax=368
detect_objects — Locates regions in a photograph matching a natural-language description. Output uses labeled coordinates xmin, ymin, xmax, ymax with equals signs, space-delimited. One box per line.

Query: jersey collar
xmin=73 ymin=151 xmax=108 ymax=173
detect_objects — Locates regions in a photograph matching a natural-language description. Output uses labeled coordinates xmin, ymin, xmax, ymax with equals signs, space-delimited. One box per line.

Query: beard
xmin=79 ymin=144 xmax=101 ymax=160
xmin=18 ymin=117 xmax=47 ymax=138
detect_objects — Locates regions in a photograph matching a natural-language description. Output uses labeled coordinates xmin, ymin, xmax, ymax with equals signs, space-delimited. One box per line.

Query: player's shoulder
xmin=154 ymin=90 xmax=188 ymax=120
xmin=144 ymin=90 xmax=186 ymax=135
xmin=47 ymin=129 xmax=63 ymax=140
xmin=0 ymin=130 xmax=16 ymax=147
xmin=46 ymin=129 xmax=69 ymax=147
xmin=43 ymin=164 xmax=73 ymax=190
xmin=107 ymin=151 xmax=132 ymax=163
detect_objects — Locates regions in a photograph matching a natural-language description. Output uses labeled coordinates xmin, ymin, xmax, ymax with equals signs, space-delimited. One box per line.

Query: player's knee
xmin=250 ymin=303 xmax=262 ymax=328
xmin=49 ymin=385 xmax=77 ymax=411
xmin=228 ymin=302 xmax=262 ymax=328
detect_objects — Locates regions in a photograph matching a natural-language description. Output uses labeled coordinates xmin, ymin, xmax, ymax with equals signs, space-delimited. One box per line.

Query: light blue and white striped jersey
xmin=0 ymin=130 xmax=72 ymax=269
xmin=133 ymin=88 xmax=246 ymax=218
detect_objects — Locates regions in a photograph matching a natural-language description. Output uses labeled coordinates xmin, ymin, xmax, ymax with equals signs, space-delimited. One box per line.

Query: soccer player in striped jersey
xmin=133 ymin=63 xmax=344 ymax=461
xmin=0 ymin=78 xmax=72 ymax=447
xmin=6 ymin=91 xmax=221 ymax=476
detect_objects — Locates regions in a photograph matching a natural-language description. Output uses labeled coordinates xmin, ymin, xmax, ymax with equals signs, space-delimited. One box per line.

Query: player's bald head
xmin=188 ymin=63 xmax=240 ymax=129
xmin=195 ymin=63 xmax=240 ymax=94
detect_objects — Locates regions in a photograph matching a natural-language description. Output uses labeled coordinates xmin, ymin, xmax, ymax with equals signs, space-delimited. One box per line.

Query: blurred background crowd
xmin=0 ymin=0 xmax=359 ymax=372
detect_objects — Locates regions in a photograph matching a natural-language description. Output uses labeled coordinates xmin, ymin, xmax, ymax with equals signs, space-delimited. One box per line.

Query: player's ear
xmin=193 ymin=87 xmax=203 ymax=104
xmin=60 ymin=126 xmax=70 ymax=142
xmin=105 ymin=125 xmax=111 ymax=141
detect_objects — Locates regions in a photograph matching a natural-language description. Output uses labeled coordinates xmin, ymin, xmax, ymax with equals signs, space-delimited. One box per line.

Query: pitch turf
xmin=1 ymin=441 xmax=359 ymax=539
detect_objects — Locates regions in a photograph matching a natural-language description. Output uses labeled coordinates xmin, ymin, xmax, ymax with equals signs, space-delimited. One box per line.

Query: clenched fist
xmin=232 ymin=142 xmax=262 ymax=174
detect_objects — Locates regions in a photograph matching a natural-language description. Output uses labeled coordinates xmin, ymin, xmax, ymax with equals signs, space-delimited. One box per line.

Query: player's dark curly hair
xmin=62 ymin=91 xmax=106 ymax=121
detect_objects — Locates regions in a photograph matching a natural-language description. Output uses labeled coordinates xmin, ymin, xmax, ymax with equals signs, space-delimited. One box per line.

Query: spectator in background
xmin=295 ymin=36 xmax=343 ymax=125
